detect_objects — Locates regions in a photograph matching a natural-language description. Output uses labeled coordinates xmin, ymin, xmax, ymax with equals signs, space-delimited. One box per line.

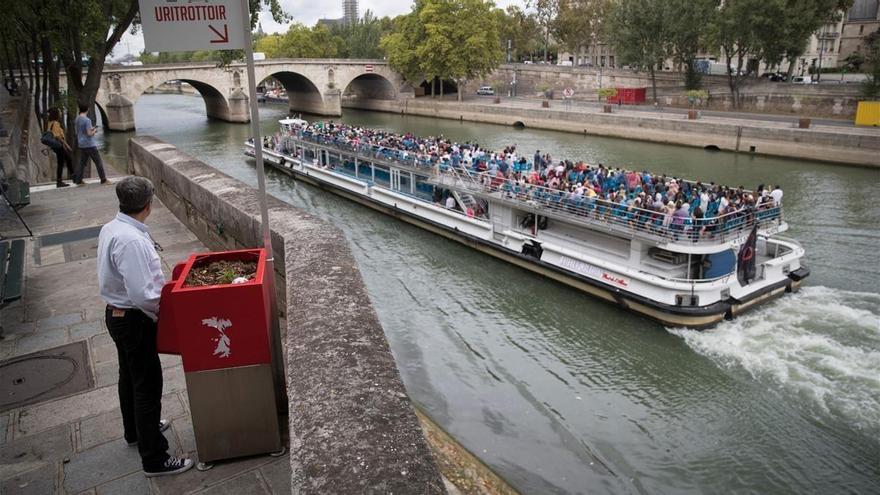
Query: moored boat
xmin=245 ymin=121 xmax=809 ymax=328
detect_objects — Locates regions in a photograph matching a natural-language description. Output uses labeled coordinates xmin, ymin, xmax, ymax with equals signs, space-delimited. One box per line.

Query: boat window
xmin=414 ymin=175 xmax=434 ymax=201
xmin=701 ymin=250 xmax=736 ymax=279
xmin=373 ymin=164 xmax=390 ymax=188
xmin=399 ymin=173 xmax=411 ymax=194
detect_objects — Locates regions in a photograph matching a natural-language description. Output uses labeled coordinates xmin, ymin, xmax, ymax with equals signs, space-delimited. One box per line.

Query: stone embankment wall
xmin=0 ymin=85 xmax=53 ymax=184
xmin=344 ymin=98 xmax=880 ymax=167
xmin=128 ymin=137 xmax=446 ymax=494
xmin=469 ymin=64 xmax=864 ymax=118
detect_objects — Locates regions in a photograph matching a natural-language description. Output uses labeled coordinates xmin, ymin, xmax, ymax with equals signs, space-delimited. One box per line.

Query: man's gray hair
xmin=116 ymin=176 xmax=155 ymax=214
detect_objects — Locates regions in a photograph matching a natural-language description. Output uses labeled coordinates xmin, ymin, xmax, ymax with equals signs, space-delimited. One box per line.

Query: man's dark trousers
xmin=76 ymin=147 xmax=107 ymax=183
xmin=105 ymin=307 xmax=169 ymax=470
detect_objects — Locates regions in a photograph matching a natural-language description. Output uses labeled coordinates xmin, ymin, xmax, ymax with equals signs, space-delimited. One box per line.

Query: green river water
xmin=100 ymin=94 xmax=879 ymax=494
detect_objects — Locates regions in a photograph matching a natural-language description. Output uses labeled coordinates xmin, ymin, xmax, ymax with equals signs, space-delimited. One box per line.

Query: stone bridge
xmin=86 ymin=59 xmax=410 ymax=131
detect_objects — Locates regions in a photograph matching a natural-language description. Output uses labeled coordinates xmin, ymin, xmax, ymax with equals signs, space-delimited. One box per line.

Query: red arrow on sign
xmin=209 ymin=24 xmax=229 ymax=44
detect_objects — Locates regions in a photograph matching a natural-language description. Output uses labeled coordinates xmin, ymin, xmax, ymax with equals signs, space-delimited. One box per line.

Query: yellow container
xmin=855 ymin=101 xmax=880 ymax=127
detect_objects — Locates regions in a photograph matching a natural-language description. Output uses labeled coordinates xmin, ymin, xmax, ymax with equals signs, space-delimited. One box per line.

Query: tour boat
xmin=245 ymin=122 xmax=809 ymax=328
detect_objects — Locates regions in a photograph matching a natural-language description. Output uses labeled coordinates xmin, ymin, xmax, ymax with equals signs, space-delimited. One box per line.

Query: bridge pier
xmin=288 ymin=88 xmax=342 ymax=117
xmin=225 ymin=89 xmax=250 ymax=123
xmin=105 ymin=95 xmax=135 ymax=131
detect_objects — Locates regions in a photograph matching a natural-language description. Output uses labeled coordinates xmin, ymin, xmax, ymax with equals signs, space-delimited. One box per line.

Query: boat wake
xmin=669 ymin=286 xmax=880 ymax=438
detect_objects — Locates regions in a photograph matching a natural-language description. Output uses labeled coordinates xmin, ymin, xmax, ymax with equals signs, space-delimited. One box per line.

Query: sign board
xmin=563 ymin=88 xmax=574 ymax=98
xmin=139 ymin=0 xmax=245 ymax=52
xmin=364 ymin=64 xmax=374 ymax=73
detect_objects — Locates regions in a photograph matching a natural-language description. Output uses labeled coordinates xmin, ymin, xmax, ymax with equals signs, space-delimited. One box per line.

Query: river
xmin=101 ymin=94 xmax=879 ymax=494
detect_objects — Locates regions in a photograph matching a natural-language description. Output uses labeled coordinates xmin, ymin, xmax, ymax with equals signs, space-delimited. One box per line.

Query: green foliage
xmin=328 ymin=11 xmax=394 ymax=59
xmin=665 ymin=0 xmax=717 ymax=90
xmin=553 ymin=0 xmax=611 ymax=55
xmin=606 ymin=0 xmax=668 ymax=101
xmin=496 ymin=6 xmax=542 ymax=62
xmin=382 ymin=0 xmax=503 ymax=95
xmin=597 ymin=87 xmax=617 ymax=101
xmin=861 ymin=28 xmax=880 ymax=99
xmin=380 ymin=7 xmax=427 ymax=83
xmin=527 ymin=0 xmax=558 ymax=61
xmin=843 ymin=52 xmax=865 ymax=72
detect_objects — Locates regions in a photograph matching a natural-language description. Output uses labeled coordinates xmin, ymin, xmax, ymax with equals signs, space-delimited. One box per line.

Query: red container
xmin=157 ymin=248 xmax=271 ymax=373
xmin=607 ymin=87 xmax=647 ymax=105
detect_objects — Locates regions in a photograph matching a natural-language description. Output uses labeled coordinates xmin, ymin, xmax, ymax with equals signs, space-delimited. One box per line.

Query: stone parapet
xmin=128 ymin=136 xmax=446 ymax=494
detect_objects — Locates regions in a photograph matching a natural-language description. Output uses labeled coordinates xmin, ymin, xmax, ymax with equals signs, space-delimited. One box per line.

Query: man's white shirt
xmin=97 ymin=212 xmax=165 ymax=321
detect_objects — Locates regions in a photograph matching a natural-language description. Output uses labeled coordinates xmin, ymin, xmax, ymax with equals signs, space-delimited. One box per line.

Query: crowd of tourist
xmin=270 ymin=120 xmax=783 ymax=239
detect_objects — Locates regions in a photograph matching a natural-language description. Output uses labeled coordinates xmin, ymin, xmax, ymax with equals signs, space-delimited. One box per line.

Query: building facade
xmin=839 ymin=0 xmax=880 ymax=65
xmin=343 ymin=0 xmax=359 ymax=25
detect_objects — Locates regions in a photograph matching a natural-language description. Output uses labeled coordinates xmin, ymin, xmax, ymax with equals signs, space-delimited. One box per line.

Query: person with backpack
xmin=46 ymin=108 xmax=74 ymax=188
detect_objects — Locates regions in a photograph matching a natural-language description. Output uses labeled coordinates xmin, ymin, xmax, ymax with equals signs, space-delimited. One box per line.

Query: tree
xmin=606 ymin=0 xmax=669 ymax=103
xmin=0 ymin=0 xmax=288 ymax=160
xmin=665 ymin=0 xmax=718 ymax=90
xmin=382 ymin=0 xmax=502 ymax=99
xmin=707 ymin=0 xmax=774 ymax=108
xmin=526 ymin=0 xmax=559 ymax=62
xmin=445 ymin=0 xmax=504 ymax=100
xmin=553 ymin=0 xmax=611 ymax=63
xmin=329 ymin=10 xmax=394 ymax=59
xmin=380 ymin=5 xmax=428 ymax=87
xmin=496 ymin=6 xmax=541 ymax=62
xmin=774 ymin=0 xmax=851 ymax=80
xmin=861 ymin=27 xmax=880 ymax=99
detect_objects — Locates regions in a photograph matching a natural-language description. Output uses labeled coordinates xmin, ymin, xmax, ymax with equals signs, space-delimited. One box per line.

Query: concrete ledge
xmin=128 ymin=136 xmax=446 ymax=494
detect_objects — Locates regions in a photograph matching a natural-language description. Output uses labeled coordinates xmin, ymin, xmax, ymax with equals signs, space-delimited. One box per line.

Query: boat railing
xmin=435 ymin=169 xmax=783 ymax=245
xmin=285 ymin=133 xmax=783 ymax=245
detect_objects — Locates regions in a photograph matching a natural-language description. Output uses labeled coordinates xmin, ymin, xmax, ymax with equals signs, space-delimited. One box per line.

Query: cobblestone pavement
xmin=1 ymin=174 xmax=291 ymax=494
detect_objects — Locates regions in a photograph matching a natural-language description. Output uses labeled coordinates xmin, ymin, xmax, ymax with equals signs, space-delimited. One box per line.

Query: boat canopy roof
xmin=279 ymin=118 xmax=308 ymax=130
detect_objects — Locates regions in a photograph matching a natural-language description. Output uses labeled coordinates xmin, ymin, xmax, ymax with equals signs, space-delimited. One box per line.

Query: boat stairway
xmin=452 ymin=190 xmax=479 ymax=214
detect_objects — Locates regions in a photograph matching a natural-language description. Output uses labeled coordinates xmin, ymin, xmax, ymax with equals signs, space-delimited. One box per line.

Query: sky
xmin=115 ymin=0 xmax=523 ymax=59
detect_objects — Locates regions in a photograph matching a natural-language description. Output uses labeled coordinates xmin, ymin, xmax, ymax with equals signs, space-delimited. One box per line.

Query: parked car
xmin=760 ymin=72 xmax=786 ymax=82
xmin=790 ymin=76 xmax=817 ymax=84
xmin=476 ymin=86 xmax=495 ymax=96
xmin=523 ymin=60 xmax=533 ymax=64
xmin=558 ymin=60 xmax=573 ymax=67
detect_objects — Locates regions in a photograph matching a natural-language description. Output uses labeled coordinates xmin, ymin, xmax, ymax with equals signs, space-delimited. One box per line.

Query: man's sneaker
xmin=127 ymin=419 xmax=171 ymax=446
xmin=144 ymin=456 xmax=193 ymax=477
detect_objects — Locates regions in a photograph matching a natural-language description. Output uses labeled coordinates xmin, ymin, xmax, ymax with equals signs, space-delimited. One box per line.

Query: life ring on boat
xmin=466 ymin=207 xmax=474 ymax=218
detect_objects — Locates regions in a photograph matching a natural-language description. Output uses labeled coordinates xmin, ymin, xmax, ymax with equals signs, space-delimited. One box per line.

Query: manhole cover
xmin=0 ymin=341 xmax=93 ymax=412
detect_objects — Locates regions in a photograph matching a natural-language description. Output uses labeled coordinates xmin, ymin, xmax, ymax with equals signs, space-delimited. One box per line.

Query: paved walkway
xmin=0 ymin=174 xmax=291 ymax=494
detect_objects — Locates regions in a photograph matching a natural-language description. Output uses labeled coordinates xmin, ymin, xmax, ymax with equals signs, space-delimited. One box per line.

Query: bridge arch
xmin=258 ymin=71 xmax=326 ymax=116
xmin=341 ymin=73 xmax=398 ymax=100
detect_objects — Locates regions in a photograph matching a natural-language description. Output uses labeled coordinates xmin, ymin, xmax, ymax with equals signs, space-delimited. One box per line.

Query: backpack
xmin=41 ymin=130 xmax=62 ymax=150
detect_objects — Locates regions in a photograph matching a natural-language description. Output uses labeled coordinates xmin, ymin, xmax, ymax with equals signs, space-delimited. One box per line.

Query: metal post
xmin=239 ymin=0 xmax=287 ymax=413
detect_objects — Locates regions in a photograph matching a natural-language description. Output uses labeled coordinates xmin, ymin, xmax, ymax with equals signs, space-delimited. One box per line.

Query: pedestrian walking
xmin=46 ymin=108 xmax=74 ymax=188
xmin=74 ymin=103 xmax=110 ymax=185
xmin=97 ymin=177 xmax=193 ymax=477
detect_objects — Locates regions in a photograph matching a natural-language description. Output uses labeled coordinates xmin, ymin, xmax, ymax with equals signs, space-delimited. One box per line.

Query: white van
xmin=558 ymin=60 xmax=573 ymax=67
xmin=476 ymin=86 xmax=495 ymax=96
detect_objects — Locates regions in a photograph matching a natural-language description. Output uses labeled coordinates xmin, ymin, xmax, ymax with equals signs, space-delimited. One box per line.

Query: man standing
xmin=97 ymin=177 xmax=193 ymax=477
xmin=74 ymin=103 xmax=109 ymax=185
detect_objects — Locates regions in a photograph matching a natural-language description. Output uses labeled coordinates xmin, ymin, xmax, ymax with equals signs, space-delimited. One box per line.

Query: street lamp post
xmin=816 ymin=24 xmax=826 ymax=83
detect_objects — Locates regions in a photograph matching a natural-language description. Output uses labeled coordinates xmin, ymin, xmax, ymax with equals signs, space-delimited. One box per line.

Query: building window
xmin=860 ymin=25 xmax=865 ymax=34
